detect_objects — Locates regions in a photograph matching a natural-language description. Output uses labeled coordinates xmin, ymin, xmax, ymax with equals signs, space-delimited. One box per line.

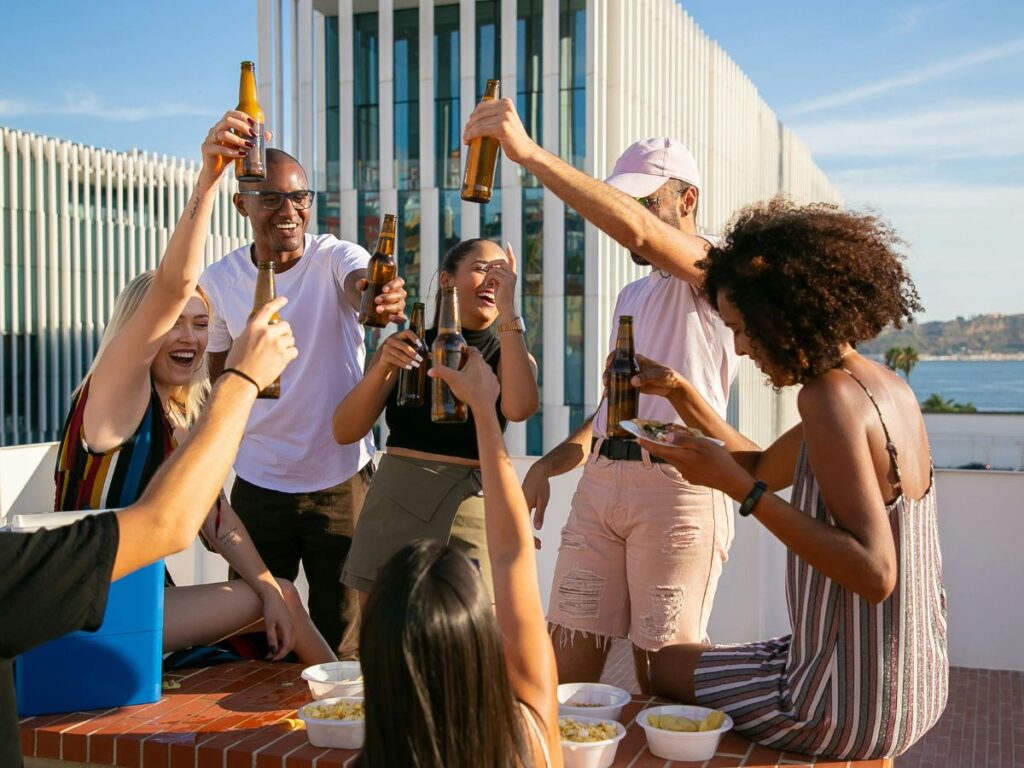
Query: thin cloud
xmin=795 ymin=100 xmax=1024 ymax=159
xmin=890 ymin=1 xmax=964 ymax=35
xmin=833 ymin=173 xmax=1024 ymax=320
xmin=0 ymin=92 xmax=216 ymax=122
xmin=788 ymin=37 xmax=1024 ymax=115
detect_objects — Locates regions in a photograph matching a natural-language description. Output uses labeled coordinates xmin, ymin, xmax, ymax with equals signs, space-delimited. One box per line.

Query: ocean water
xmin=904 ymin=360 xmax=1024 ymax=412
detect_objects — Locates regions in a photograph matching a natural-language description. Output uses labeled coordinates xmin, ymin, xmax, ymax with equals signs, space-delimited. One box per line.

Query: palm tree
xmin=898 ymin=346 xmax=919 ymax=381
xmin=884 ymin=347 xmax=902 ymax=372
xmin=884 ymin=345 xmax=919 ymax=381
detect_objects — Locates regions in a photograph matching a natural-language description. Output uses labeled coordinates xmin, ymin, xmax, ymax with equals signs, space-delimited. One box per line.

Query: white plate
xmin=618 ymin=420 xmax=725 ymax=447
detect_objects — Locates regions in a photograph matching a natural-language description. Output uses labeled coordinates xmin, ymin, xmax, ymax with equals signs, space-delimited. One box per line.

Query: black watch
xmin=738 ymin=480 xmax=768 ymax=517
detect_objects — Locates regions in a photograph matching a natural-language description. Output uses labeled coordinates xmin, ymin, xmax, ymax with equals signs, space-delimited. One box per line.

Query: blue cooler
xmin=9 ymin=510 xmax=164 ymax=716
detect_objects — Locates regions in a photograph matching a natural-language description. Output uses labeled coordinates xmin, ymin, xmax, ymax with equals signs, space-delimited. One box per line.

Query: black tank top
xmin=384 ymin=325 xmax=508 ymax=460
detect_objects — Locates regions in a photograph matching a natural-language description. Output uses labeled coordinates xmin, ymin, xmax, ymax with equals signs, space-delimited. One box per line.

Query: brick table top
xmin=20 ymin=661 xmax=894 ymax=768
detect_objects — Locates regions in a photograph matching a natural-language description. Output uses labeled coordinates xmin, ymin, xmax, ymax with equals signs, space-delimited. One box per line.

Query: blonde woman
xmin=54 ymin=112 xmax=334 ymax=665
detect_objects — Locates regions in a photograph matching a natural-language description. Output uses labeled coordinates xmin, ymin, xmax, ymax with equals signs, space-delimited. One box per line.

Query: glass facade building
xmin=256 ymin=0 xmax=841 ymax=456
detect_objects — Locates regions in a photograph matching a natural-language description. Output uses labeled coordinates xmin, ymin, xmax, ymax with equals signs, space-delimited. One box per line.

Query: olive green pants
xmin=341 ymin=454 xmax=492 ymax=598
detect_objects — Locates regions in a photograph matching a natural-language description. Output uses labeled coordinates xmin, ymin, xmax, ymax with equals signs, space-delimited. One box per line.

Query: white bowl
xmin=557 ymin=683 xmax=632 ymax=721
xmin=559 ymin=715 xmax=627 ymax=768
xmin=636 ymin=704 xmax=733 ymax=762
xmin=301 ymin=661 xmax=364 ymax=700
xmin=298 ymin=696 xmax=365 ymax=750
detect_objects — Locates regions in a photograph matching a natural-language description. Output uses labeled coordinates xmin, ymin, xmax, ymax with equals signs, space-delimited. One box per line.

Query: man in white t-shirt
xmin=464 ymin=104 xmax=738 ymax=688
xmin=200 ymin=149 xmax=407 ymax=659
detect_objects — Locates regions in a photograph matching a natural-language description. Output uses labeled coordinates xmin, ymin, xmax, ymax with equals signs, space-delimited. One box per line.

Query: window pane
xmin=394 ymin=9 xmax=420 ymax=191
xmin=435 ymin=6 xmax=460 ymax=189
xmin=398 ymin=190 xmax=422 ymax=302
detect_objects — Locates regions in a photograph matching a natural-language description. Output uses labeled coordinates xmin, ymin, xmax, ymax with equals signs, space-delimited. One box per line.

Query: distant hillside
xmin=860 ymin=313 xmax=1024 ymax=357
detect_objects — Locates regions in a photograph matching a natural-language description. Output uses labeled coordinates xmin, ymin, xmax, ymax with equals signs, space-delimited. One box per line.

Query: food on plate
xmin=566 ymin=701 xmax=603 ymax=708
xmin=631 ymin=419 xmax=713 ymax=441
xmin=559 ymin=717 xmax=618 ymax=742
xmin=632 ymin=419 xmax=677 ymax=441
xmin=304 ymin=700 xmax=365 ymax=721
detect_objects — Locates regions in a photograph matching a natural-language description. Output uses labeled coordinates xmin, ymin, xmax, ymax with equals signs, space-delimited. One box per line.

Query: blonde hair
xmin=75 ymin=271 xmax=211 ymax=429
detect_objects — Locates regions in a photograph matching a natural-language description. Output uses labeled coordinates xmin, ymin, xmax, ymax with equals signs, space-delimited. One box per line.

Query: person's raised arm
xmin=489 ymin=244 xmax=539 ymax=422
xmin=463 ymin=99 xmax=709 ymax=284
xmin=428 ymin=351 xmax=560 ymax=755
xmin=331 ymin=329 xmax=424 ymax=444
xmin=112 ymin=298 xmax=297 ymax=580
xmin=85 ymin=111 xmax=257 ymax=449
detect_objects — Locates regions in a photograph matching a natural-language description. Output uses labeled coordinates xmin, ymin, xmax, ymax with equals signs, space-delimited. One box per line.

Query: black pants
xmin=229 ymin=465 xmax=372 ymax=660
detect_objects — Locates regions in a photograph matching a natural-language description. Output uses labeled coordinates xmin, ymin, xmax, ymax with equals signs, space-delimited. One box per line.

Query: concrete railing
xmin=3 ymin=444 xmax=1021 ymax=671
xmin=924 ymin=412 xmax=1024 ymax=471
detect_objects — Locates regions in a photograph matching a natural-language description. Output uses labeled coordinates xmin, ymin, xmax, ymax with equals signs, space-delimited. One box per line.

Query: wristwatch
xmin=496 ymin=315 xmax=525 ymax=334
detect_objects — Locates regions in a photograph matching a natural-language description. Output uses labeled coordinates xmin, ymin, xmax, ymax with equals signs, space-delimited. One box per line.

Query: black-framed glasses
xmin=238 ymin=190 xmax=316 ymax=210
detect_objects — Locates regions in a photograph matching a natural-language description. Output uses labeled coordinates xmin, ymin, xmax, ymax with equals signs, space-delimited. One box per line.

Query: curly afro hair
xmin=699 ymin=196 xmax=923 ymax=385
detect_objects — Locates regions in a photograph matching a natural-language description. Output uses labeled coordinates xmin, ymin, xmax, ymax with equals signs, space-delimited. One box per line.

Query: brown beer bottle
xmin=606 ymin=315 xmax=640 ymax=438
xmin=235 ymin=61 xmax=267 ymax=182
xmin=431 ymin=287 xmax=469 ymax=423
xmin=461 ymin=79 xmax=501 ymax=204
xmin=250 ymin=260 xmax=282 ymax=399
xmin=397 ymin=302 xmax=428 ymax=407
xmin=358 ymin=213 xmax=398 ymax=328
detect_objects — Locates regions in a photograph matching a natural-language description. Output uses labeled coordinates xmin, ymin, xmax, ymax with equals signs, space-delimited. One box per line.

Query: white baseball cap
xmin=604 ymin=137 xmax=701 ymax=197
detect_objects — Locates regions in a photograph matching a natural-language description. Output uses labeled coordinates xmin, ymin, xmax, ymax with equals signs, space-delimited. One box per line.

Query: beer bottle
xmin=606 ymin=315 xmax=640 ymax=438
xmin=235 ymin=61 xmax=267 ymax=182
xmin=397 ymin=302 xmax=428 ymax=407
xmin=431 ymin=287 xmax=469 ymax=423
xmin=358 ymin=213 xmax=398 ymax=328
xmin=250 ymin=260 xmax=281 ymax=399
xmin=461 ymin=79 xmax=501 ymax=204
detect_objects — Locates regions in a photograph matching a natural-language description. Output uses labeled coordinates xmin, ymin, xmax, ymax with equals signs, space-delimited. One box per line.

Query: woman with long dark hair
xmin=333 ymin=238 xmax=538 ymax=601
xmin=629 ymin=198 xmax=947 ymax=760
xmin=355 ymin=349 xmax=559 ymax=767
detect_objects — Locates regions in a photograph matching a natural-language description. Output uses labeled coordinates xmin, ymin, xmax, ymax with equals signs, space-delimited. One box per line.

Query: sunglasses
xmin=238 ymin=190 xmax=316 ymax=210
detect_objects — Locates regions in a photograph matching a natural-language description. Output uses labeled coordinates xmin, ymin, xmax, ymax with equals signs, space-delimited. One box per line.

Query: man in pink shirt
xmin=464 ymin=105 xmax=738 ymax=689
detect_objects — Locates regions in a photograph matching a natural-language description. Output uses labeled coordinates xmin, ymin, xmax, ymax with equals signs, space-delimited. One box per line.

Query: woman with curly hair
xmin=629 ymin=197 xmax=947 ymax=761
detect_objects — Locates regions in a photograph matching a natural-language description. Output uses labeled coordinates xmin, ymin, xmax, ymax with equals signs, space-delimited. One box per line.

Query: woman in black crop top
xmin=333 ymin=239 xmax=539 ymax=602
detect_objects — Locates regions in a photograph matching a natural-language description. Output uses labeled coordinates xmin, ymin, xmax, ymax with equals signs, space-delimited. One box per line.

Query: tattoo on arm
xmin=217 ymin=526 xmax=243 ymax=548
xmin=188 ymin=192 xmax=200 ymax=221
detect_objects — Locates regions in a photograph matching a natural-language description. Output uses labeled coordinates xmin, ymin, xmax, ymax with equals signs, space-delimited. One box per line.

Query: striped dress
xmin=693 ymin=371 xmax=948 ymax=760
xmin=55 ymin=377 xmax=176 ymax=512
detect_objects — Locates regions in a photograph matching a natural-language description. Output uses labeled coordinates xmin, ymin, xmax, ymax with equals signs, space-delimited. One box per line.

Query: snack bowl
xmin=301 ymin=661 xmax=364 ymax=699
xmin=636 ymin=704 xmax=733 ymax=762
xmin=559 ymin=715 xmax=627 ymax=768
xmin=557 ymin=682 xmax=631 ymax=721
xmin=298 ymin=696 xmax=365 ymax=750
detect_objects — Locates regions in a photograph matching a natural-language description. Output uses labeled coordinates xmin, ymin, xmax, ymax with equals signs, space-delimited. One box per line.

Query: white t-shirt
xmin=199 ymin=233 xmax=373 ymax=493
xmin=593 ymin=259 xmax=739 ymax=436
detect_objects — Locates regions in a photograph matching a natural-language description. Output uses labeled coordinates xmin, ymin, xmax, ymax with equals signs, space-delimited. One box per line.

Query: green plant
xmin=921 ymin=394 xmax=977 ymax=414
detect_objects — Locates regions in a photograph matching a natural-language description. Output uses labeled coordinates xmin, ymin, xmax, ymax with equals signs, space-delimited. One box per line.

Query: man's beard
xmin=630 ymin=251 xmax=650 ymax=266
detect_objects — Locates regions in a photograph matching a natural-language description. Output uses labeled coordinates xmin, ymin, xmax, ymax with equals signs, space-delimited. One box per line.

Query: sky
xmin=2 ymin=1 xmax=1022 ymax=322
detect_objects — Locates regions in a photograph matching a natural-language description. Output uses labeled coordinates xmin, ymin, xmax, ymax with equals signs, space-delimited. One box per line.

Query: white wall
xmin=925 ymin=413 xmax=1024 ymax=471
xmin=4 ymin=445 xmax=1021 ymax=671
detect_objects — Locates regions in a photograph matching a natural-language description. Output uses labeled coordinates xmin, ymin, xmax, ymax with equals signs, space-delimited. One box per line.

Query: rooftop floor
xmin=600 ymin=640 xmax=1024 ymax=768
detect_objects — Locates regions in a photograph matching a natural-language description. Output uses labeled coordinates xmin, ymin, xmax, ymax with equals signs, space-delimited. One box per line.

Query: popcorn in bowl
xmin=559 ymin=717 xmax=618 ymax=743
